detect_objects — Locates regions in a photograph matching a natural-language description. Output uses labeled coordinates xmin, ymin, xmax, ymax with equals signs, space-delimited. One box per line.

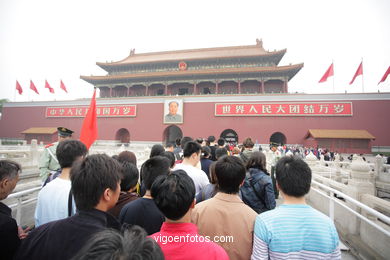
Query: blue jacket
xmin=240 ymin=168 xmax=276 ymax=213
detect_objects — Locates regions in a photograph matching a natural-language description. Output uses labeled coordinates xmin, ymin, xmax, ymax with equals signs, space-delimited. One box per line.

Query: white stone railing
xmin=7 ymin=186 xmax=41 ymax=225
xmin=309 ymin=179 xmax=390 ymax=259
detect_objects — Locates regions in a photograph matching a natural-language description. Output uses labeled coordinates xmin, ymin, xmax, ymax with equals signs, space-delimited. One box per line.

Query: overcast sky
xmin=1 ymin=0 xmax=389 ymax=102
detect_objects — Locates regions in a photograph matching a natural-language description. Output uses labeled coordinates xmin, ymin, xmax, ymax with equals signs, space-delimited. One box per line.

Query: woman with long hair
xmin=240 ymin=151 xmax=276 ymax=213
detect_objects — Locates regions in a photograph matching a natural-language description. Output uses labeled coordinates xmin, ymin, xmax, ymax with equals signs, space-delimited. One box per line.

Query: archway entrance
xmin=163 ymin=125 xmax=183 ymax=145
xmin=220 ymin=129 xmax=239 ymax=145
xmin=115 ymin=128 xmax=130 ymax=144
xmin=269 ymin=132 xmax=287 ymax=145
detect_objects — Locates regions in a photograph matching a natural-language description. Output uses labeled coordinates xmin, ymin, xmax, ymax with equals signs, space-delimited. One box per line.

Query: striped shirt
xmin=251 ymin=204 xmax=341 ymax=260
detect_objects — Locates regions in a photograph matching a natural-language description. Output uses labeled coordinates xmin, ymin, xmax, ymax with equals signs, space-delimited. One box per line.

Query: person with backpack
xmin=240 ymin=151 xmax=276 ymax=213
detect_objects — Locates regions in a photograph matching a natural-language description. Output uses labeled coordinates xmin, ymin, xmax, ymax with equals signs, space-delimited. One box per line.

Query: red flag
xmin=30 ymin=80 xmax=39 ymax=94
xmin=319 ymin=63 xmax=334 ymax=83
xmin=349 ymin=62 xmax=363 ymax=85
xmin=80 ymin=89 xmax=97 ymax=149
xmin=378 ymin=66 xmax=390 ymax=85
xmin=45 ymin=80 xmax=54 ymax=94
xmin=60 ymin=80 xmax=68 ymax=93
xmin=16 ymin=80 xmax=23 ymax=95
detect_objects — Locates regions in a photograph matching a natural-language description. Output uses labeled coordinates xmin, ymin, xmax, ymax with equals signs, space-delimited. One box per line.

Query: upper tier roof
xmin=97 ymin=40 xmax=286 ymax=68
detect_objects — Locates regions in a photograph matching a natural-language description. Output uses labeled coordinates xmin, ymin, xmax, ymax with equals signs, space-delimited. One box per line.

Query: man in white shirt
xmin=174 ymin=141 xmax=209 ymax=196
xmin=35 ymin=140 xmax=87 ymax=226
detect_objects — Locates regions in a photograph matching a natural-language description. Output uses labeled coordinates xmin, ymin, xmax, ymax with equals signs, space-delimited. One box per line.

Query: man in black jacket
xmin=15 ymin=154 xmax=122 ymax=260
xmin=0 ymin=160 xmax=22 ymax=260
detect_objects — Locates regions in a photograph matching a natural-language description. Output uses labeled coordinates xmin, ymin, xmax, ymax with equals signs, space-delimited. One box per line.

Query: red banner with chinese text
xmin=46 ymin=105 xmax=137 ymax=117
xmin=215 ymin=103 xmax=352 ymax=116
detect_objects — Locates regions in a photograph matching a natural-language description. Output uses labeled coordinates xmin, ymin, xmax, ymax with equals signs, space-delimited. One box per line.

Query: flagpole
xmin=361 ymin=58 xmax=364 ymax=93
xmin=332 ymin=60 xmax=335 ymax=93
xmin=13 ymin=84 xmax=16 ymax=102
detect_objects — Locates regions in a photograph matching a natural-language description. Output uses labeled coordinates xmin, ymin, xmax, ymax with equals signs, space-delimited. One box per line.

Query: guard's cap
xmin=57 ymin=127 xmax=74 ymax=137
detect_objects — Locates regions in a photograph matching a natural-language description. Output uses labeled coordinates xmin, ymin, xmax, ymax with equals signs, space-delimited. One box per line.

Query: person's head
xmin=117 ymin=151 xmax=137 ymax=166
xmin=217 ymin=138 xmax=225 ymax=147
xmin=207 ymin=135 xmax=216 ymax=144
xmin=246 ymin=151 xmax=267 ymax=173
xmin=175 ymin=138 xmax=181 ymax=147
xmin=183 ymin=141 xmax=201 ymax=165
xmin=275 ymin=156 xmax=312 ymax=198
xmin=151 ymin=170 xmax=195 ymax=221
xmin=270 ymin=143 xmax=279 ymax=152
xmin=57 ymin=127 xmax=73 ymax=142
xmin=160 ymin=151 xmax=176 ymax=169
xmin=70 ymin=154 xmax=122 ymax=211
xmin=215 ymin=156 xmax=245 ymax=194
xmin=168 ymin=101 xmax=179 ymax=115
xmin=0 ymin=160 xmax=21 ymax=200
xmin=232 ymin=147 xmax=240 ymax=155
xmin=165 ymin=142 xmax=175 ymax=152
xmin=120 ymin=161 xmax=139 ymax=192
xmin=180 ymin=136 xmax=193 ymax=149
xmin=141 ymin=156 xmax=170 ymax=191
xmin=72 ymin=226 xmax=164 ymax=260
xmin=201 ymin=146 xmax=211 ymax=159
xmin=150 ymin=144 xmax=165 ymax=158
xmin=215 ymin=147 xmax=228 ymax=160
xmin=243 ymin=137 xmax=254 ymax=149
xmin=195 ymin=138 xmax=203 ymax=145
xmin=56 ymin=139 xmax=88 ymax=169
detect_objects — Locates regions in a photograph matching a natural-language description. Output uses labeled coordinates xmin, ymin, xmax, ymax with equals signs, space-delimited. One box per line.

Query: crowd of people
xmin=0 ymin=131 xmax=344 ymax=260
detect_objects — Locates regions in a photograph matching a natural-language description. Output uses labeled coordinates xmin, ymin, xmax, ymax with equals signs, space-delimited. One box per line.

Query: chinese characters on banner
xmin=46 ymin=105 xmax=137 ymax=117
xmin=215 ymin=103 xmax=352 ymax=116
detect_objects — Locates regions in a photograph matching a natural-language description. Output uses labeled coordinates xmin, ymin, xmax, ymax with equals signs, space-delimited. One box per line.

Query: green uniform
xmin=39 ymin=142 xmax=60 ymax=181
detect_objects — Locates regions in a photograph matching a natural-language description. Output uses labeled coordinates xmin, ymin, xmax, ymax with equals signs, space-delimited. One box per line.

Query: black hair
xmin=160 ymin=151 xmax=176 ymax=168
xmin=215 ymin=147 xmax=228 ymax=160
xmin=151 ymin=170 xmax=195 ymax=221
xmin=141 ymin=156 xmax=170 ymax=190
xmin=0 ymin=160 xmax=21 ymax=181
xmin=120 ymin=161 xmax=139 ymax=191
xmin=217 ymin=138 xmax=225 ymax=146
xmin=168 ymin=101 xmax=179 ymax=107
xmin=207 ymin=135 xmax=216 ymax=143
xmin=56 ymin=140 xmax=88 ymax=168
xmin=215 ymin=156 xmax=245 ymax=194
xmin=196 ymin=138 xmax=203 ymax=144
xmin=201 ymin=146 xmax=211 ymax=158
xmin=70 ymin=154 xmax=122 ymax=211
xmin=246 ymin=151 xmax=268 ymax=175
xmin=71 ymin=226 xmax=164 ymax=260
xmin=175 ymin=138 xmax=181 ymax=146
xmin=150 ymin=144 xmax=165 ymax=158
xmin=275 ymin=156 xmax=312 ymax=197
xmin=118 ymin=151 xmax=137 ymax=166
xmin=183 ymin=141 xmax=201 ymax=158
xmin=165 ymin=142 xmax=175 ymax=148
xmin=180 ymin=136 xmax=193 ymax=149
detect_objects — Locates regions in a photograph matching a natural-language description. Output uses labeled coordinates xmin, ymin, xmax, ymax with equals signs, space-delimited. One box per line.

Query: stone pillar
xmin=305 ymin=151 xmax=319 ymax=168
xmin=109 ymin=87 xmax=113 ymax=97
xmin=349 ymin=156 xmax=375 ymax=198
xmin=238 ymin=81 xmax=241 ymax=94
xmin=30 ymin=139 xmax=39 ymax=166
xmin=215 ymin=81 xmax=219 ymax=94
xmin=193 ymin=83 xmax=197 ymax=95
xmin=127 ymin=86 xmax=130 ymax=97
xmin=165 ymin=84 xmax=168 ymax=95
xmin=375 ymin=154 xmax=384 ymax=178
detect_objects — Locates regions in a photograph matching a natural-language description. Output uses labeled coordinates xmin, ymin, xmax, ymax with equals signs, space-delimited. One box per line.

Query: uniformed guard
xmin=269 ymin=142 xmax=282 ymax=199
xmin=39 ymin=127 xmax=74 ymax=183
